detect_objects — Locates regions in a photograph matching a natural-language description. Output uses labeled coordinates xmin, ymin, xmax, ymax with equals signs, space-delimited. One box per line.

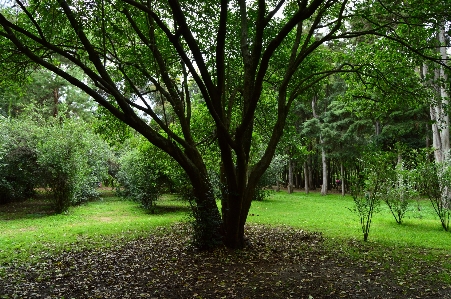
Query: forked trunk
xmin=222 ymin=186 xmax=256 ymax=249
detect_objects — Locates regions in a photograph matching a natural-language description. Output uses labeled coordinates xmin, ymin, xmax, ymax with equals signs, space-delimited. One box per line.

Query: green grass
xmin=248 ymin=192 xmax=451 ymax=250
xmin=0 ymin=195 xmax=188 ymax=264
xmin=1 ymin=191 xmax=451 ymax=266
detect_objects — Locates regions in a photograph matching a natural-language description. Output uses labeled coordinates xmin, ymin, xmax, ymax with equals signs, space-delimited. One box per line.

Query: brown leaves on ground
xmin=1 ymin=224 xmax=450 ymax=299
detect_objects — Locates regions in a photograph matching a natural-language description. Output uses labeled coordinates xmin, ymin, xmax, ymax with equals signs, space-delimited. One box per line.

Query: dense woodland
xmin=0 ymin=0 xmax=450 ymax=249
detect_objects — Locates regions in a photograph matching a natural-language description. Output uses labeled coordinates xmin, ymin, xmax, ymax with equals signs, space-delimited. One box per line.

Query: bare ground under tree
xmin=1 ymin=224 xmax=450 ymax=299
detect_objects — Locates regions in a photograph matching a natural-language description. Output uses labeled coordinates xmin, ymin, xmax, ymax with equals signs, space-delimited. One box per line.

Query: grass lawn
xmin=2 ymin=190 xmax=451 ymax=298
xmin=1 ymin=190 xmax=450 ymax=265
xmin=0 ymin=194 xmax=188 ymax=264
xmin=248 ymin=191 xmax=451 ymax=250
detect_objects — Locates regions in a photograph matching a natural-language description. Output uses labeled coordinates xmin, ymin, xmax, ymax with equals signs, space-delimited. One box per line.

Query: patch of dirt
xmin=93 ymin=216 xmax=114 ymax=222
xmin=0 ymin=224 xmax=450 ymax=299
xmin=0 ymin=198 xmax=55 ymax=220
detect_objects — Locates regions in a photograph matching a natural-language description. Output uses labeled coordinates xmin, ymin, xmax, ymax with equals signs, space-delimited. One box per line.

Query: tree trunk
xmin=295 ymin=171 xmax=299 ymax=189
xmin=287 ymin=158 xmax=294 ymax=193
xmin=308 ymin=155 xmax=314 ymax=190
xmin=52 ymin=87 xmax=59 ymax=117
xmin=320 ymin=139 xmax=327 ymax=195
xmin=304 ymin=161 xmax=309 ymax=194
xmin=374 ymin=121 xmax=381 ymax=136
xmin=341 ymin=162 xmax=345 ymax=196
xmin=312 ymin=95 xmax=327 ymax=195
xmin=424 ymin=25 xmax=449 ymax=164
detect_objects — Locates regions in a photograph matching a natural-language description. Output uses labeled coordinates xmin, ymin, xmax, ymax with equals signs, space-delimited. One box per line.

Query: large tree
xmin=0 ymin=0 xmax=449 ymax=248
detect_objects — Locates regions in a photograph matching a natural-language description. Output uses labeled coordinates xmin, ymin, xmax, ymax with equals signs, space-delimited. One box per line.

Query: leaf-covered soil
xmin=1 ymin=224 xmax=450 ymax=299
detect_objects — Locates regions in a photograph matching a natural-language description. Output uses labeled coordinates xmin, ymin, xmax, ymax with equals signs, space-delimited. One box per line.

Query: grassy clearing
xmin=248 ymin=191 xmax=451 ymax=250
xmin=1 ymin=190 xmax=450 ymax=267
xmin=0 ymin=194 xmax=188 ymax=264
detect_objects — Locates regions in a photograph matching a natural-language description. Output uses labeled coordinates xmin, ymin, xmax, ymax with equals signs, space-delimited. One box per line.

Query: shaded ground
xmin=1 ymin=224 xmax=450 ymax=299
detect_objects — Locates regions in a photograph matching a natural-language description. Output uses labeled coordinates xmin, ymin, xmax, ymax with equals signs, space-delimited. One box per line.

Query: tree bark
xmin=312 ymin=95 xmax=327 ymax=195
xmin=287 ymin=158 xmax=294 ymax=193
xmin=320 ymin=139 xmax=327 ymax=195
xmin=341 ymin=162 xmax=345 ymax=196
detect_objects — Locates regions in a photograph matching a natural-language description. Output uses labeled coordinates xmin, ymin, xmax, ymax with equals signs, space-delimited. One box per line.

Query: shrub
xmin=116 ymin=138 xmax=187 ymax=212
xmin=0 ymin=111 xmax=111 ymax=210
xmin=37 ymin=118 xmax=110 ymax=212
xmin=116 ymin=147 xmax=162 ymax=213
xmin=381 ymin=162 xmax=418 ymax=224
xmin=416 ymin=153 xmax=451 ymax=231
xmin=349 ymin=151 xmax=392 ymax=241
xmin=0 ymin=117 xmax=41 ymax=204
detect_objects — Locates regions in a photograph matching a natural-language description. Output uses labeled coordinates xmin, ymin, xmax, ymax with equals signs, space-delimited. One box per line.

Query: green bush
xmin=349 ymin=151 xmax=392 ymax=241
xmin=37 ymin=118 xmax=110 ymax=212
xmin=416 ymin=152 xmax=451 ymax=231
xmin=116 ymin=138 xmax=187 ymax=212
xmin=381 ymin=161 xmax=418 ymax=224
xmin=117 ymin=148 xmax=161 ymax=212
xmin=0 ymin=111 xmax=111 ymax=210
xmin=0 ymin=118 xmax=41 ymax=204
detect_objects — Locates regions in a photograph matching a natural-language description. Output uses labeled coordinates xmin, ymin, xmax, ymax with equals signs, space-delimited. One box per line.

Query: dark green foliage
xmin=0 ymin=118 xmax=41 ymax=204
xmin=37 ymin=118 xmax=111 ymax=212
xmin=0 ymin=146 xmax=39 ymax=203
xmin=116 ymin=140 xmax=186 ymax=213
xmin=186 ymin=191 xmax=223 ymax=250
xmin=252 ymin=175 xmax=273 ymax=201
xmin=116 ymin=149 xmax=161 ymax=213
xmin=0 ymin=115 xmax=110 ymax=212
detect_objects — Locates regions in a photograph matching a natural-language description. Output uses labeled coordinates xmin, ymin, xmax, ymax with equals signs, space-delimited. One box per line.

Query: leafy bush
xmin=380 ymin=161 xmax=418 ymax=224
xmin=0 ymin=118 xmax=41 ymax=204
xmin=349 ymin=151 xmax=392 ymax=241
xmin=117 ymin=148 xmax=160 ymax=212
xmin=416 ymin=152 xmax=451 ymax=231
xmin=37 ymin=119 xmax=110 ymax=212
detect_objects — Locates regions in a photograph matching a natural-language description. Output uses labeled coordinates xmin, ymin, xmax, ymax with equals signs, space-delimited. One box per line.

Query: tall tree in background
xmin=0 ymin=0 xmax=449 ymax=249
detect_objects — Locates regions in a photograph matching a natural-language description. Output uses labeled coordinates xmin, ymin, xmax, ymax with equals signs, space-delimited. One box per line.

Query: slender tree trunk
xmin=288 ymin=158 xmax=294 ymax=193
xmin=375 ymin=120 xmax=381 ymax=136
xmin=320 ymin=139 xmax=327 ymax=195
xmin=308 ymin=155 xmax=314 ymax=190
xmin=52 ymin=87 xmax=59 ymax=117
xmin=341 ymin=162 xmax=345 ymax=196
xmin=304 ymin=161 xmax=309 ymax=194
xmin=295 ymin=170 xmax=299 ymax=189
xmin=312 ymin=95 xmax=327 ymax=195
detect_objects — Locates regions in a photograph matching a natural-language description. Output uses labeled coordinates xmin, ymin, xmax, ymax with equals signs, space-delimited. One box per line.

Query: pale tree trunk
xmin=304 ymin=161 xmax=309 ymax=194
xmin=312 ymin=95 xmax=327 ymax=195
xmin=422 ymin=24 xmax=450 ymax=210
xmin=425 ymin=25 xmax=450 ymax=163
xmin=437 ymin=25 xmax=450 ymax=162
xmin=375 ymin=120 xmax=381 ymax=136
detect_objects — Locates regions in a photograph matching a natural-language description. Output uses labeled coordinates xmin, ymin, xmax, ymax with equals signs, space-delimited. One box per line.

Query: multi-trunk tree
xmin=0 ymin=0 xmax=449 ymax=249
